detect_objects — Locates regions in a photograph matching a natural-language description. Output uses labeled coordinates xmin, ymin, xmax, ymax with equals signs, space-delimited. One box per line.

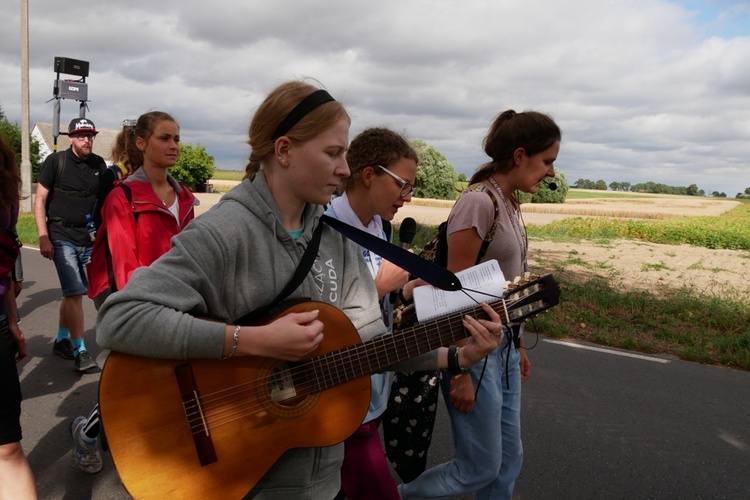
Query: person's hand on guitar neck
xmin=443 ymin=302 xmax=504 ymax=370
xmin=222 ymin=309 xmax=325 ymax=361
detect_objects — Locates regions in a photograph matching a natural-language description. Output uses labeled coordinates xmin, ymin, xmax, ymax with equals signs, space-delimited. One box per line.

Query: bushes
xmin=517 ymin=171 xmax=569 ymax=204
xmin=170 ymin=143 xmax=215 ymax=189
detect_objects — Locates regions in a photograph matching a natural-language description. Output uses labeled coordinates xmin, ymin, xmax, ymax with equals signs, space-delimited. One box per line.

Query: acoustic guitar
xmin=99 ymin=273 xmax=560 ymax=499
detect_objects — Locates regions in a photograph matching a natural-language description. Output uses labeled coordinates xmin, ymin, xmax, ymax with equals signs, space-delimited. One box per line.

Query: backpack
xmin=45 ymin=150 xmax=104 ymax=227
xmin=47 ymin=151 xmax=100 ymax=202
xmin=384 ymin=183 xmax=500 ymax=483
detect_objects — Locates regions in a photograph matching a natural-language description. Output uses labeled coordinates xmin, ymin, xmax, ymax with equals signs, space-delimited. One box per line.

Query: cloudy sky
xmin=1 ymin=0 xmax=749 ymax=196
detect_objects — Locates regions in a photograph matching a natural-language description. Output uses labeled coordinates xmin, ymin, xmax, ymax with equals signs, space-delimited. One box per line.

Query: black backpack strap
xmin=120 ymin=183 xmax=134 ymax=207
xmin=55 ymin=151 xmax=66 ymax=190
xmin=45 ymin=152 xmax=66 ymax=211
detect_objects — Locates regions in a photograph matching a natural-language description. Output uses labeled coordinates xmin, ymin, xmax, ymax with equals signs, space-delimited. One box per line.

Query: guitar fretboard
xmin=306 ymin=273 xmax=558 ymax=392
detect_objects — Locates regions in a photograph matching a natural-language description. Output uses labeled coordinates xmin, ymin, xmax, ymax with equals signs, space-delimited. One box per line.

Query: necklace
xmin=488 ymin=176 xmax=528 ymax=272
xmin=156 ymin=183 xmax=170 ymax=206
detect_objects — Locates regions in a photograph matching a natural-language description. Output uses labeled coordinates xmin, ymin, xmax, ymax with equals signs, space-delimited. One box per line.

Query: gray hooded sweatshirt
xmin=96 ymin=173 xmax=437 ymax=499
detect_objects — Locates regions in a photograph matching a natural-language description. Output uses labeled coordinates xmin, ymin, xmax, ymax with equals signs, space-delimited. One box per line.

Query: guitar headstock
xmin=502 ymin=273 xmax=560 ymax=323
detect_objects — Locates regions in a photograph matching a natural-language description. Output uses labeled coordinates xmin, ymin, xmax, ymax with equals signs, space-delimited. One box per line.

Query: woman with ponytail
xmin=401 ymin=109 xmax=561 ymax=500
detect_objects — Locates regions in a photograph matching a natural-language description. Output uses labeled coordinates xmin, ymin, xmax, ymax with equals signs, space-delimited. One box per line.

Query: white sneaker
xmin=70 ymin=416 xmax=103 ymax=474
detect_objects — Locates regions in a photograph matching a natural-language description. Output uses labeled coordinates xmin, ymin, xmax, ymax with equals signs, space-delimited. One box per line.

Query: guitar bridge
xmin=175 ymin=363 xmax=218 ymax=466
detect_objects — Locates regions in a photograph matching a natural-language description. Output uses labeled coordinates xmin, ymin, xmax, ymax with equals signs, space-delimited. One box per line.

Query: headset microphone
xmin=545 ymin=179 xmax=558 ymax=191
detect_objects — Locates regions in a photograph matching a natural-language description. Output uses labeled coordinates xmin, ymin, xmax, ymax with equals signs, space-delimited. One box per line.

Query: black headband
xmin=271 ymin=89 xmax=335 ymax=140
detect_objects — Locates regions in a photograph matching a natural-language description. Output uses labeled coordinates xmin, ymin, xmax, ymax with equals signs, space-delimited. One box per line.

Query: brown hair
xmin=244 ymin=80 xmax=349 ymax=180
xmin=469 ymin=109 xmax=561 ymax=184
xmin=0 ymin=132 xmax=21 ymax=210
xmin=339 ymin=127 xmax=418 ymax=193
xmin=128 ymin=111 xmax=178 ymax=169
xmin=110 ymin=121 xmax=137 ymax=175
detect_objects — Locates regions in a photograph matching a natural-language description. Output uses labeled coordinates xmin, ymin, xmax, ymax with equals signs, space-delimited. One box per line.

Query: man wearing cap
xmin=33 ymin=117 xmax=106 ymax=372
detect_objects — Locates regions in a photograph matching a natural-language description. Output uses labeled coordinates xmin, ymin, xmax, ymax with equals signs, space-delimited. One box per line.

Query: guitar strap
xmin=321 ymin=215 xmax=462 ymax=292
xmin=234 ymin=214 xmax=461 ymax=326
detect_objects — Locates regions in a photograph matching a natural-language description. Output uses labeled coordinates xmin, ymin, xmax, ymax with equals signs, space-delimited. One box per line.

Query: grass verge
xmin=525 ymin=275 xmax=750 ymax=370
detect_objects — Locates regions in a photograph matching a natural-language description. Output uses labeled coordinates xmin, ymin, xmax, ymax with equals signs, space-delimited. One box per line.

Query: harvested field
xmin=195 ymin=186 xmax=748 ymax=300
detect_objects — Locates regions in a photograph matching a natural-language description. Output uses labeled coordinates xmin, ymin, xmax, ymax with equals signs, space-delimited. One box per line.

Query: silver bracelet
xmin=221 ymin=325 xmax=241 ymax=359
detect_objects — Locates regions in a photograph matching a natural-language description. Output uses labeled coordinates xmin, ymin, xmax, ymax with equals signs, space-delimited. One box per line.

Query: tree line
xmin=571 ymin=178 xmax=743 ymax=198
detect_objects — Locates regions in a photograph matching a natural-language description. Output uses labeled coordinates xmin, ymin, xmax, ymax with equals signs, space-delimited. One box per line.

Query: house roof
xmin=33 ymin=122 xmax=120 ymax=163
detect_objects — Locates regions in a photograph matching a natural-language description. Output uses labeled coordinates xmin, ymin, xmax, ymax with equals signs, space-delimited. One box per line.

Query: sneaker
xmin=69 ymin=416 xmax=102 ymax=474
xmin=74 ymin=350 xmax=98 ymax=372
xmin=53 ymin=338 xmax=75 ymax=360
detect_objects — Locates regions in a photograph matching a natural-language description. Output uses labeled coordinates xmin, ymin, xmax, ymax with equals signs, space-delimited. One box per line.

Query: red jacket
xmin=87 ymin=169 xmax=197 ymax=300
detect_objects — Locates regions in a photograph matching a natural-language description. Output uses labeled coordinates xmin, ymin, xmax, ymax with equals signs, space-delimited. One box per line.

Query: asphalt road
xmin=13 ymin=246 xmax=750 ymax=499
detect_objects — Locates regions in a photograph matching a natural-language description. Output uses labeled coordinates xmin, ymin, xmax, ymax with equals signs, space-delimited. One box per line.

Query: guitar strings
xmin=180 ymin=290 xmax=543 ymax=435
xmin=185 ymin=295 xmax=530 ymax=434
xmin=183 ymin=294 xmax=533 ymax=434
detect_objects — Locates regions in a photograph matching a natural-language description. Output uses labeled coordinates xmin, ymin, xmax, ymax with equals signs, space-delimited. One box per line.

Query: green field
xmin=213 ymin=170 xmax=244 ymax=181
xmin=565 ymin=189 xmax=650 ymax=199
xmin=527 ymin=202 xmax=750 ymax=250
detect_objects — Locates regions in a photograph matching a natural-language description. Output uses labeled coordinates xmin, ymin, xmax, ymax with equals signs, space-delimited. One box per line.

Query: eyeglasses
xmin=71 ymin=134 xmax=95 ymax=142
xmin=375 ymin=165 xmax=415 ymax=198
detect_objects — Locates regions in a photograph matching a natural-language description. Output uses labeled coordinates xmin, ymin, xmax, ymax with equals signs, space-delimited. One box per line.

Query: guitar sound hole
xmin=268 ymin=362 xmax=314 ymax=407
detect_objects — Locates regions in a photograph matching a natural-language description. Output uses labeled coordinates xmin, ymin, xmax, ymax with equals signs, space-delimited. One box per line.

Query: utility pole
xmin=20 ymin=0 xmax=32 ymax=212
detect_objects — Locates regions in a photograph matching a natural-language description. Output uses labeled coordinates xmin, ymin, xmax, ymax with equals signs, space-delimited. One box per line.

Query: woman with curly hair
xmin=326 ymin=127 xmax=420 ymax=499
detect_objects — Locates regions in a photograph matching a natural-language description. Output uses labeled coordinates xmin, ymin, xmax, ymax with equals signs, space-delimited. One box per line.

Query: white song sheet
xmin=413 ymin=259 xmax=506 ymax=323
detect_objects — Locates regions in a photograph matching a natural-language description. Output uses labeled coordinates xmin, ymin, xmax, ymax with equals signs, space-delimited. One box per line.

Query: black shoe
xmin=53 ymin=338 xmax=75 ymax=360
xmin=75 ymin=350 xmax=98 ymax=372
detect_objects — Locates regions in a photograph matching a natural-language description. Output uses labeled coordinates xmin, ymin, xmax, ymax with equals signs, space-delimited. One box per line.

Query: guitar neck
xmin=309 ymin=299 xmax=506 ymax=392
xmin=307 ymin=272 xmax=560 ymax=392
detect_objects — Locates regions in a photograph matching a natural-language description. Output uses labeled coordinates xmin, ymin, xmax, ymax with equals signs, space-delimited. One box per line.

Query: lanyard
xmin=487 ymin=177 xmax=528 ymax=272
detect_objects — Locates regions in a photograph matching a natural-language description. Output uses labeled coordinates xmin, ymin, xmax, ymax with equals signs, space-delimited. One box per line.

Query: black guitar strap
xmin=321 ymin=215 xmax=461 ymax=292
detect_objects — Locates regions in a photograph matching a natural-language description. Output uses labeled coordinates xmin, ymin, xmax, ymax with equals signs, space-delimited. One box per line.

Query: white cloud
xmin=1 ymin=0 xmax=749 ymax=196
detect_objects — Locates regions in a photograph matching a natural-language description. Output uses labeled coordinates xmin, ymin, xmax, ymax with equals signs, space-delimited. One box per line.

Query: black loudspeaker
xmin=54 ymin=57 xmax=89 ymax=77
xmin=55 ymin=80 xmax=88 ymax=100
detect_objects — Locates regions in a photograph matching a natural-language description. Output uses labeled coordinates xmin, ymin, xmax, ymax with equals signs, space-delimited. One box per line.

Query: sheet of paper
xmin=413 ymin=259 xmax=506 ymax=323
